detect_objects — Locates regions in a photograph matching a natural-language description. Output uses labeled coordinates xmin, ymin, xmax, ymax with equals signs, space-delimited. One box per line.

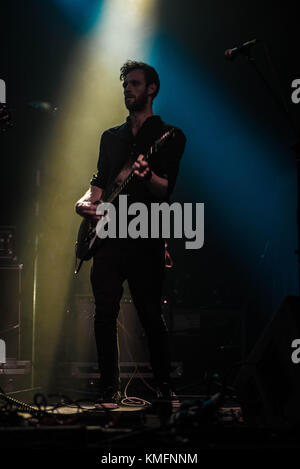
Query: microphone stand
xmin=242 ymin=42 xmax=300 ymax=295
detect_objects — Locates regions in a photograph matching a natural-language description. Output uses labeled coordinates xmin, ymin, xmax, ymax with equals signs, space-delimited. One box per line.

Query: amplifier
xmin=0 ymin=358 xmax=31 ymax=393
xmin=169 ymin=306 xmax=242 ymax=379
xmin=0 ymin=264 xmax=23 ymax=360
xmin=66 ymin=293 xmax=170 ymax=363
xmin=64 ymin=361 xmax=182 ymax=380
xmin=0 ymin=226 xmax=16 ymax=261
xmin=0 ymin=358 xmax=30 ymax=375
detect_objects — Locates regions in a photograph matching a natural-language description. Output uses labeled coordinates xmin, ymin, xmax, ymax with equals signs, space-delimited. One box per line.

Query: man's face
xmin=123 ymin=69 xmax=150 ymax=111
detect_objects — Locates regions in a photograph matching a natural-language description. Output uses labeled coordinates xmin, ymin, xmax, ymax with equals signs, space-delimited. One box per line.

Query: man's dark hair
xmin=120 ymin=60 xmax=160 ymax=99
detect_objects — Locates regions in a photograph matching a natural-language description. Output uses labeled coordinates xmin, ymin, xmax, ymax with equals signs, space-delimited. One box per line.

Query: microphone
xmin=224 ymin=38 xmax=260 ymax=60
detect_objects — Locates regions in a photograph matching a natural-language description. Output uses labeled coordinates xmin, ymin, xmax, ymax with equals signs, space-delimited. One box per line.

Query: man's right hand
xmin=75 ymin=186 xmax=103 ymax=221
xmin=76 ymin=201 xmax=101 ymax=221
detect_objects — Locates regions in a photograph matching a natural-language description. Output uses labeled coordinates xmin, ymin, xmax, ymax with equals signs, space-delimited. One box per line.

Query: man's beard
xmin=125 ymin=91 xmax=148 ymax=112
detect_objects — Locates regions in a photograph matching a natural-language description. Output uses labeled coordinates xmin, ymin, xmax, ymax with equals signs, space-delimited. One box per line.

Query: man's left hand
xmin=133 ymin=154 xmax=152 ymax=180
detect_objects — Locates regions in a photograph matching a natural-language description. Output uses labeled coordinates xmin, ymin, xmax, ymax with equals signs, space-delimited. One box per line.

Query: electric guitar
xmin=75 ymin=127 xmax=175 ymax=273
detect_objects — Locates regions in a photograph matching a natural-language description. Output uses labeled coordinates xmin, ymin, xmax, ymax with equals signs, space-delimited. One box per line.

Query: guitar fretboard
xmin=105 ymin=128 xmax=174 ymax=204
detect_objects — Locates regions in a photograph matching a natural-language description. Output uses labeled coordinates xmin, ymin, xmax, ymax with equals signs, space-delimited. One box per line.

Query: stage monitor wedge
xmin=235 ymin=296 xmax=300 ymax=427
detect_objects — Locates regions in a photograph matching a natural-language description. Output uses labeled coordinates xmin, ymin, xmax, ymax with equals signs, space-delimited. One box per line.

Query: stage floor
xmin=1 ymin=386 xmax=299 ymax=457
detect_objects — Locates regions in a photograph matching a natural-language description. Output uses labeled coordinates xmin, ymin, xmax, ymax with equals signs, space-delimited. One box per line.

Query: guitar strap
xmin=164 ymin=240 xmax=173 ymax=269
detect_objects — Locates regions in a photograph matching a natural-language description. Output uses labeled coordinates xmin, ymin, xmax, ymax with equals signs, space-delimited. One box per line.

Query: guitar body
xmin=76 ymin=203 xmax=112 ymax=260
xmin=76 ymin=218 xmax=99 ymax=260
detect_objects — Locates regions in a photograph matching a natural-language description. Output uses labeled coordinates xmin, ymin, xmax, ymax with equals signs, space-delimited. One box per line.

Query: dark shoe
xmin=156 ymin=382 xmax=177 ymax=400
xmin=95 ymin=387 xmax=122 ymax=408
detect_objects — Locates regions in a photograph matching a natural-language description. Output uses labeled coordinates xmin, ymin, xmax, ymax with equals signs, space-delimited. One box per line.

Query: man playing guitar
xmin=75 ymin=61 xmax=186 ymax=404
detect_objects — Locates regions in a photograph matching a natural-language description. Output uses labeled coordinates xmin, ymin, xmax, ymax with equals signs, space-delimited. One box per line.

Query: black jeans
xmin=90 ymin=238 xmax=171 ymax=390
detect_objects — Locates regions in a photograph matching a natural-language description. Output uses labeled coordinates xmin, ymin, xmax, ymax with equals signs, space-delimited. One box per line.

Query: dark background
xmin=1 ymin=0 xmax=299 ymax=386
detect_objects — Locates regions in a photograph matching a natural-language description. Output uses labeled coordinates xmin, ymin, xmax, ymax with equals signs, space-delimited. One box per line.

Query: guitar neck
xmin=104 ymin=128 xmax=174 ymax=205
xmin=106 ymin=148 xmax=152 ymax=204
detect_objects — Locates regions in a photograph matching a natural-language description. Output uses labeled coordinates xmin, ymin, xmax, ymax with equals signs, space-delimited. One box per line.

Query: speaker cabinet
xmin=118 ymin=299 xmax=150 ymax=362
xmin=67 ymin=295 xmax=97 ymax=362
xmin=0 ymin=264 xmax=22 ymax=360
xmin=67 ymin=294 xmax=169 ymax=363
xmin=235 ymin=296 xmax=300 ymax=426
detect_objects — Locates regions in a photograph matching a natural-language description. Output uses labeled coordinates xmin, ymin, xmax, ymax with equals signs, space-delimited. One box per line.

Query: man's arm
xmin=75 ymin=185 xmax=103 ymax=221
xmin=133 ymin=128 xmax=186 ymax=199
xmin=133 ymin=154 xmax=168 ymax=199
xmin=145 ymin=171 xmax=168 ymax=199
xmin=76 ymin=130 xmax=108 ymax=220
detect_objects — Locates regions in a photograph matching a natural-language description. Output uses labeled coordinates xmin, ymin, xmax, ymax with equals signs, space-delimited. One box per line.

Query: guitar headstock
xmin=0 ymin=104 xmax=12 ymax=132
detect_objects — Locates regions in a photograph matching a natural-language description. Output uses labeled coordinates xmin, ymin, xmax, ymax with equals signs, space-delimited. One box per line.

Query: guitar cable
xmin=0 ymin=387 xmax=48 ymax=418
xmin=117 ymin=320 xmax=158 ymax=408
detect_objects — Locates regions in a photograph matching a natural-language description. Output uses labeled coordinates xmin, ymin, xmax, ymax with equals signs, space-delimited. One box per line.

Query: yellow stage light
xmin=29 ymin=0 xmax=157 ymax=388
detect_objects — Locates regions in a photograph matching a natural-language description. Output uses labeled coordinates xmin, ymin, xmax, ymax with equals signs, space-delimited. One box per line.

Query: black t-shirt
xmin=90 ymin=115 xmax=186 ymax=204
